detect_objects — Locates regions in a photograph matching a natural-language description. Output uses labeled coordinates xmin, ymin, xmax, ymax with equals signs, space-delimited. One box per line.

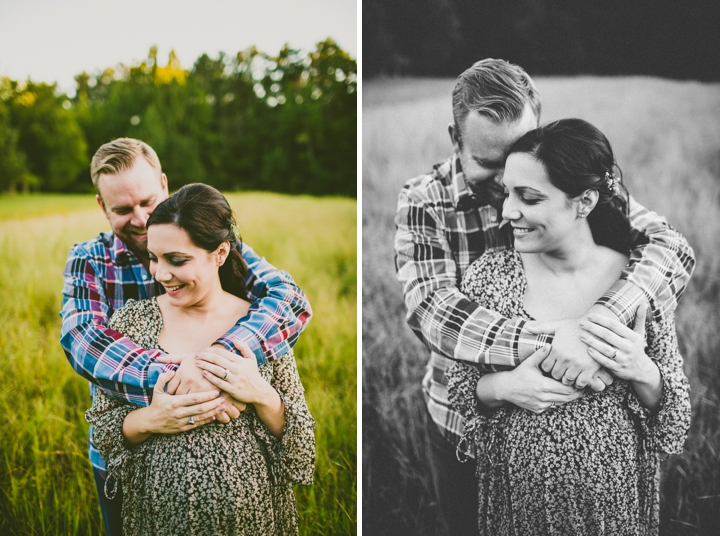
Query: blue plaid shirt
xmin=60 ymin=231 xmax=312 ymax=474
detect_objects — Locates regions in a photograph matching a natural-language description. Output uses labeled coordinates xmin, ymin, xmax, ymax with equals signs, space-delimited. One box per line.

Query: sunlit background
xmin=0 ymin=0 xmax=357 ymax=196
xmin=0 ymin=1 xmax=357 ymax=534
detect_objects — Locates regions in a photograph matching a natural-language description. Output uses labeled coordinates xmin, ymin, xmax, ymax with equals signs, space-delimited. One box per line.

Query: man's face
xmin=451 ymin=104 xmax=539 ymax=194
xmin=96 ymin=156 xmax=169 ymax=256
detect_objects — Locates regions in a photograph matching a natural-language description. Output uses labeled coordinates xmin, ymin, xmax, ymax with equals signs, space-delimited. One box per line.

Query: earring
xmin=579 ymin=213 xmax=587 ymax=218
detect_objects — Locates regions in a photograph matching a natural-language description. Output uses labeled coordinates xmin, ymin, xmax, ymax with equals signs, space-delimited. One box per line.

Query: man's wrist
xmin=593 ymin=280 xmax=648 ymax=327
xmin=587 ymin=303 xmax=621 ymax=323
xmin=518 ymin=327 xmax=553 ymax=361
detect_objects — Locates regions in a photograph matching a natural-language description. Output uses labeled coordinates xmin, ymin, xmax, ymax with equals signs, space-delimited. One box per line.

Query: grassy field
xmin=362 ymin=76 xmax=720 ymax=535
xmin=0 ymin=192 xmax=357 ymax=535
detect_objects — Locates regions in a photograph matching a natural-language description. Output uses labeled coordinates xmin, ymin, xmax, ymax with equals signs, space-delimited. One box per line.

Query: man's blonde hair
xmin=90 ymin=138 xmax=162 ymax=195
xmin=452 ymin=58 xmax=541 ymax=146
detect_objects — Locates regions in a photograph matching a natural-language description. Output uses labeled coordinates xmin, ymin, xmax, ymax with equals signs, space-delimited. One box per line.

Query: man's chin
xmin=117 ymin=232 xmax=148 ymax=255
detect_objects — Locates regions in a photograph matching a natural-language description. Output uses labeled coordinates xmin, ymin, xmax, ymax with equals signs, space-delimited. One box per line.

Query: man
xmin=60 ymin=138 xmax=312 ymax=535
xmin=394 ymin=59 xmax=695 ymax=534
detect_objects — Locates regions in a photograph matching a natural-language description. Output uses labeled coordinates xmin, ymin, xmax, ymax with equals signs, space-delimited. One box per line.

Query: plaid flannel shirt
xmin=60 ymin=231 xmax=312 ymax=473
xmin=395 ymin=155 xmax=695 ymax=446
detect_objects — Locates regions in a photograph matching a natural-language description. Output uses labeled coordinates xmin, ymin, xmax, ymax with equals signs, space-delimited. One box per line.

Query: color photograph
xmin=0 ymin=1 xmax=357 ymax=534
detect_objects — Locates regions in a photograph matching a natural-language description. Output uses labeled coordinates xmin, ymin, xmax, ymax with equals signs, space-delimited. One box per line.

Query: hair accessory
xmin=605 ymin=171 xmax=620 ymax=195
xmin=230 ymin=221 xmax=240 ymax=240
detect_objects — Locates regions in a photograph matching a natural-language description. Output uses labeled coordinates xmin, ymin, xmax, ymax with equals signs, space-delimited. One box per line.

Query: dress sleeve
xmin=60 ymin=242 xmax=172 ymax=404
xmin=211 ymin=242 xmax=313 ymax=365
xmin=446 ymin=361 xmax=505 ymax=463
xmin=625 ymin=314 xmax=691 ymax=455
xmin=395 ymin=182 xmax=547 ymax=367
xmin=85 ymin=387 xmax=145 ymax=499
xmin=251 ymin=352 xmax=315 ymax=485
xmin=594 ymin=195 xmax=695 ymax=325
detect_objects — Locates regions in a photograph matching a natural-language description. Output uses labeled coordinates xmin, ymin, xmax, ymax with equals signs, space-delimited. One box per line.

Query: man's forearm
xmin=61 ymin=319 xmax=169 ymax=404
xmin=231 ymin=244 xmax=312 ymax=363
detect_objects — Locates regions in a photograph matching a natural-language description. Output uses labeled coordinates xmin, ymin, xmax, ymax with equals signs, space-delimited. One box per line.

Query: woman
xmin=446 ymin=119 xmax=691 ymax=535
xmin=86 ymin=183 xmax=315 ymax=535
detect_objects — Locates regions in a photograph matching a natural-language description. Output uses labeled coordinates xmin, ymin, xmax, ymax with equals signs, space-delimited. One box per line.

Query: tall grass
xmin=0 ymin=192 xmax=357 ymax=535
xmin=362 ymin=76 xmax=720 ymax=535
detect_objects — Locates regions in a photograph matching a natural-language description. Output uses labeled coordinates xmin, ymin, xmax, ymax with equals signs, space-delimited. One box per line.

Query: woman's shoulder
xmin=221 ymin=292 xmax=251 ymax=319
xmin=462 ymin=249 xmax=522 ymax=287
xmin=461 ymin=248 xmax=525 ymax=311
xmin=108 ymin=298 xmax=162 ymax=344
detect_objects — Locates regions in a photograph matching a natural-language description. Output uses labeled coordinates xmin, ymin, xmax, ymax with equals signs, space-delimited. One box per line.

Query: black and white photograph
xmin=362 ymin=2 xmax=720 ymax=535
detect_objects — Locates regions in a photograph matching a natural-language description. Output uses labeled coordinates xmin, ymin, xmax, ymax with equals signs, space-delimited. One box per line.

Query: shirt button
xmin=142 ymin=274 xmax=148 ymax=280
xmin=491 ymin=215 xmax=497 ymax=222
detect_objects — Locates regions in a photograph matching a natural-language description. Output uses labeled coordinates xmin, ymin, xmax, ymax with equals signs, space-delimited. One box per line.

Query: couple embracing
xmin=61 ymin=138 xmax=314 ymax=535
xmin=395 ymin=59 xmax=693 ymax=535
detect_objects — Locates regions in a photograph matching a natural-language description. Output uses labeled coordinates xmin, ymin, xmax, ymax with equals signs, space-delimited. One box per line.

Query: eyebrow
xmin=147 ymin=250 xmax=192 ymax=258
xmin=110 ymin=195 xmax=157 ymax=213
xmin=514 ymin=186 xmax=545 ymax=196
xmin=501 ymin=180 xmax=546 ymax=196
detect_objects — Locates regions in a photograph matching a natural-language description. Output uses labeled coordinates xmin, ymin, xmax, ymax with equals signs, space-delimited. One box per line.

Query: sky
xmin=0 ymin=0 xmax=357 ymax=95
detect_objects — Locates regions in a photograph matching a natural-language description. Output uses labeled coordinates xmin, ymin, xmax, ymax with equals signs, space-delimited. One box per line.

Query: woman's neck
xmin=528 ymin=225 xmax=599 ymax=276
xmin=175 ymin=280 xmax=229 ymax=319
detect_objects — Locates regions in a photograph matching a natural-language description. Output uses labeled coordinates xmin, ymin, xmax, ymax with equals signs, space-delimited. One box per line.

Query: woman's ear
xmin=216 ymin=241 xmax=231 ymax=266
xmin=576 ymin=189 xmax=599 ymax=218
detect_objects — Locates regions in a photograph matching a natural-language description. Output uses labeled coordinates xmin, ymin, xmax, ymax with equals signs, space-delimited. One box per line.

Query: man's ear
xmin=160 ymin=173 xmax=168 ymax=194
xmin=448 ymin=122 xmax=461 ymax=154
xmin=96 ymin=194 xmax=106 ymax=213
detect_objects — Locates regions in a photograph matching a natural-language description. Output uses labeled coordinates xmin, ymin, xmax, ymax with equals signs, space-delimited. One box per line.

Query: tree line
xmin=0 ymin=39 xmax=356 ymax=197
xmin=364 ymin=0 xmax=720 ymax=81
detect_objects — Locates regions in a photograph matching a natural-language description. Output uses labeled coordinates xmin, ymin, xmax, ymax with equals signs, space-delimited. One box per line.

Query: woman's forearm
xmin=475 ymin=372 xmax=509 ymax=409
xmin=253 ymin=384 xmax=286 ymax=438
xmin=631 ymin=360 xmax=663 ymax=412
xmin=122 ymin=407 xmax=155 ymax=448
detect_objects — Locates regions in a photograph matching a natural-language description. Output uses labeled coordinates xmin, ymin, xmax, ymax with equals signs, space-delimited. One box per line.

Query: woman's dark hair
xmin=147 ymin=183 xmax=249 ymax=300
xmin=508 ymin=118 xmax=631 ymax=254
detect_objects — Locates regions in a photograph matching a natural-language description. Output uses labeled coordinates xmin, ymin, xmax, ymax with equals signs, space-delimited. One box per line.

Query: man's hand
xmin=155 ymin=352 xmax=245 ymax=421
xmin=526 ymin=318 xmax=613 ymax=392
xmin=477 ymin=345 xmax=584 ymax=413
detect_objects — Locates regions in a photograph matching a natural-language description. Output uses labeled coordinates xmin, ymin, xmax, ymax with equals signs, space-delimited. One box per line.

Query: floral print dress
xmin=446 ymin=249 xmax=691 ymax=536
xmin=85 ymin=298 xmax=315 ymax=536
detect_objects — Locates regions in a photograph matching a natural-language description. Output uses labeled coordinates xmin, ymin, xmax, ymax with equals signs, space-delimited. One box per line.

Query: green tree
xmin=0 ymin=97 xmax=31 ymax=192
xmin=3 ymin=80 xmax=88 ymax=192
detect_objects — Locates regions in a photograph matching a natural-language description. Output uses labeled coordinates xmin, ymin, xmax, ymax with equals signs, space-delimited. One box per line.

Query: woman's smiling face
xmin=501 ymin=152 xmax=582 ymax=254
xmin=147 ymin=223 xmax=221 ymax=307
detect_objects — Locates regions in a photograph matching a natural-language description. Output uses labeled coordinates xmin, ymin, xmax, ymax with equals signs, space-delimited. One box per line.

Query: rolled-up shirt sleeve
xmin=60 ymin=242 xmax=171 ymax=405
xmin=212 ymin=243 xmax=312 ymax=365
xmin=595 ymin=195 xmax=695 ymax=324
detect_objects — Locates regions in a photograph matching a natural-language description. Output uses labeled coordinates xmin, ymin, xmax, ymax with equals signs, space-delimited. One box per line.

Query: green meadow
xmin=0 ymin=192 xmax=357 ymax=535
xmin=362 ymin=76 xmax=720 ymax=535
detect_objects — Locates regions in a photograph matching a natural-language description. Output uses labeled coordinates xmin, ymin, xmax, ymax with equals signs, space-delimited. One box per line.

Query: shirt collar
xmin=450 ymin=153 xmax=503 ymax=211
xmin=112 ymin=234 xmax=139 ymax=267
xmin=450 ymin=155 xmax=476 ymax=210
xmin=450 ymin=154 xmax=512 ymax=232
